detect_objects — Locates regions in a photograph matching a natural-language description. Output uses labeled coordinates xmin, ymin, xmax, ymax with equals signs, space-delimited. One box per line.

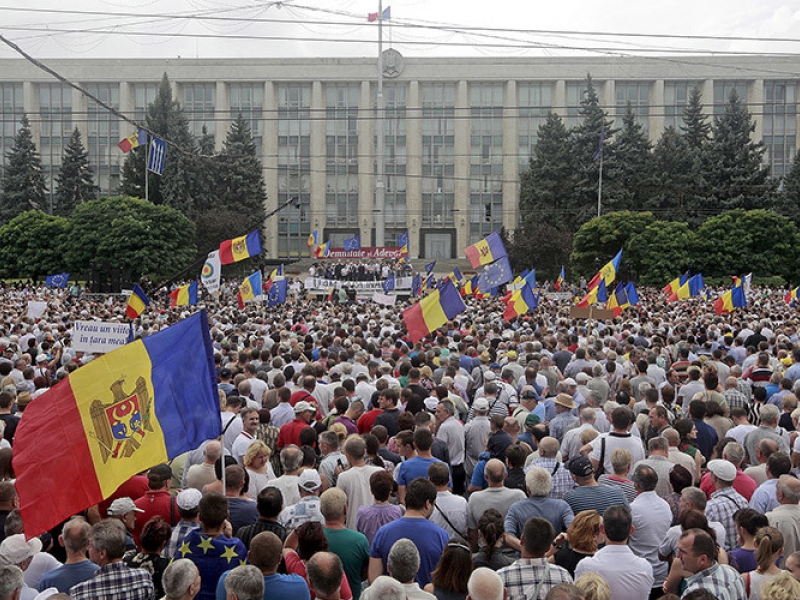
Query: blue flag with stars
xmin=343 ymin=235 xmax=361 ymax=251
xmin=45 ymin=273 xmax=69 ymax=288
xmin=412 ymin=273 xmax=422 ymax=296
xmin=382 ymin=273 xmax=396 ymax=294
xmin=424 ymin=261 xmax=436 ymax=275
xmin=478 ymin=256 xmax=513 ymax=290
xmin=175 ymin=529 xmax=248 ymax=599
xmin=267 ymin=279 xmax=288 ymax=306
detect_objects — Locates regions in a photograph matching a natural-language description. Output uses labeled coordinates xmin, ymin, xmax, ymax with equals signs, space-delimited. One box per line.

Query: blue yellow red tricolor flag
xmin=786 ymin=286 xmax=799 ymax=304
xmin=554 ymin=266 xmax=565 ymax=291
xmin=398 ymin=230 xmax=409 ymax=255
xmin=219 ymin=231 xmax=262 ymax=265
xmin=13 ymin=310 xmax=221 ymax=537
xmin=464 ymin=231 xmax=507 ymax=269
xmin=169 ymin=281 xmax=198 ymax=307
xmin=403 ymin=280 xmax=466 ymax=342
xmin=714 ymin=284 xmax=747 ymax=315
xmin=577 ymin=280 xmax=608 ymax=308
xmin=587 ymin=249 xmax=622 ymax=290
xmin=126 ymin=283 xmax=150 ymax=319
xmin=239 ymin=271 xmax=262 ymax=304
xmin=503 ymin=284 xmax=538 ymax=322
xmin=307 ymin=230 xmax=319 ymax=249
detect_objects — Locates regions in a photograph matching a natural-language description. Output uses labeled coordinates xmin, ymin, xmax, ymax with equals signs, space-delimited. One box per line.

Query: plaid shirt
xmin=683 ymin=563 xmax=747 ymax=600
xmin=498 ymin=557 xmax=573 ymax=600
xmin=163 ymin=520 xmax=201 ymax=558
xmin=527 ymin=457 xmax=576 ymax=499
xmin=706 ymin=488 xmax=748 ymax=551
xmin=723 ymin=388 xmax=750 ymax=413
xmin=70 ymin=561 xmax=154 ymax=600
xmin=736 ymin=378 xmax=753 ymax=401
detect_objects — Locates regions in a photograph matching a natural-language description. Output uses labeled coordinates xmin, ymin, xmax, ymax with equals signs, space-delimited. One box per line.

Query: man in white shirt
xmin=435 ymin=400 xmax=466 ymax=495
xmin=574 ymin=504 xmax=653 ymax=600
xmin=231 ymin=408 xmax=259 ymax=465
xmin=583 ymin=406 xmax=644 ymax=475
xmin=628 ymin=465 xmax=672 ymax=597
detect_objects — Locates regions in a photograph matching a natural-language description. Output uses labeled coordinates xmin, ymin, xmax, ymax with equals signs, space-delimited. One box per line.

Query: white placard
xmin=27 ymin=301 xmax=47 ymax=319
xmin=72 ymin=321 xmax=131 ymax=354
xmin=372 ymin=292 xmax=397 ymax=306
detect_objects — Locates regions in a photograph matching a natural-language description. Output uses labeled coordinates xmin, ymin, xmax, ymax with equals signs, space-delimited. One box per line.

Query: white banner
xmin=372 ymin=292 xmax=397 ymax=306
xmin=305 ymin=276 xmax=412 ymax=292
xmin=27 ymin=301 xmax=47 ymax=319
xmin=72 ymin=321 xmax=131 ymax=354
xmin=201 ymin=250 xmax=221 ymax=294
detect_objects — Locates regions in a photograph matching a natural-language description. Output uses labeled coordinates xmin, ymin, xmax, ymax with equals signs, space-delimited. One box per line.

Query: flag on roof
xmin=13 ymin=310 xmax=220 ymax=537
xmin=402 ymin=280 xmax=466 ymax=342
xmin=219 ymin=231 xmax=262 ymax=265
xmin=464 ymin=231 xmax=507 ymax=269
xmin=125 ymin=284 xmax=149 ymax=319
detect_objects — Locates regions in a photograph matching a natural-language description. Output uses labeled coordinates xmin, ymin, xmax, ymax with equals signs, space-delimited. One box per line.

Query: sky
xmin=2 ymin=1 xmax=800 ymax=62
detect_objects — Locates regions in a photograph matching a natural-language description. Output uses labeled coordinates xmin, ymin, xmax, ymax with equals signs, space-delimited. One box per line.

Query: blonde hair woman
xmin=761 ymin=572 xmax=800 ymax=600
xmin=243 ymin=440 xmax=275 ymax=500
xmin=574 ymin=572 xmax=611 ymax=600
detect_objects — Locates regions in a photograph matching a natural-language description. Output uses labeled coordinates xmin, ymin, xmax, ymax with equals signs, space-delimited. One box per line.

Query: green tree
xmin=518 ymin=112 xmax=574 ymax=230
xmin=626 ymin=221 xmax=696 ymax=286
xmin=570 ymin=211 xmax=655 ymax=278
xmin=121 ymin=73 xmax=198 ymax=213
xmin=704 ymin=89 xmax=775 ymax=211
xmin=693 ymin=209 xmax=799 ymax=280
xmin=569 ymin=75 xmax=616 ymax=227
xmin=215 ymin=114 xmax=267 ymax=224
xmin=65 ymin=196 xmax=196 ymax=279
xmin=681 ymin=86 xmax=711 ymax=151
xmin=508 ymin=221 xmax=573 ymax=280
xmin=0 ymin=210 xmax=70 ymax=278
xmin=780 ymin=150 xmax=800 ymax=223
xmin=680 ymin=86 xmax=714 ymax=223
xmin=603 ymin=103 xmax=654 ymax=213
xmin=54 ymin=128 xmax=98 ymax=216
xmin=0 ymin=115 xmax=46 ymax=224
xmin=651 ymin=126 xmax=693 ymax=217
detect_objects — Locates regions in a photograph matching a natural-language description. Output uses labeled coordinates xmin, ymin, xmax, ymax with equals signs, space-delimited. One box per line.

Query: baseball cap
xmin=525 ymin=413 xmax=541 ymax=430
xmin=294 ymin=400 xmax=315 ymax=414
xmin=473 ymin=398 xmax=490 ymax=412
xmin=0 ymin=534 xmax=42 ymax=566
xmin=298 ymin=469 xmax=322 ymax=492
xmin=107 ymin=497 xmax=144 ymax=516
xmin=575 ymin=372 xmax=590 ymax=384
xmin=567 ymin=456 xmax=594 ymax=477
xmin=707 ymin=459 xmax=736 ymax=483
xmin=176 ymin=488 xmax=203 ymax=510
xmin=148 ymin=463 xmax=173 ymax=484
xmin=563 ymin=377 xmax=577 ymax=387
xmin=483 ymin=371 xmax=496 ymax=382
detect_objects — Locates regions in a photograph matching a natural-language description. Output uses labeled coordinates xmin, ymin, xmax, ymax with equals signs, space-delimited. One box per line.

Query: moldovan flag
xmin=13 ymin=310 xmax=221 ymax=537
xmin=307 ymin=230 xmax=319 ymax=249
xmin=125 ymin=284 xmax=149 ymax=319
xmin=554 ymin=267 xmax=565 ymax=291
xmin=219 ymin=231 xmax=262 ymax=265
xmin=239 ymin=271 xmax=262 ymax=304
xmin=577 ymin=280 xmax=608 ymax=307
xmin=587 ymin=249 xmax=622 ymax=290
xmin=785 ymin=286 xmax=799 ymax=304
xmin=503 ymin=284 xmax=538 ymax=322
xmin=663 ymin=271 xmax=689 ymax=295
xmin=169 ymin=281 xmax=198 ymax=307
xmin=117 ymin=129 xmax=146 ymax=153
xmin=713 ymin=285 xmax=747 ymax=316
xmin=403 ymin=279 xmax=466 ymax=342
xmin=464 ymin=231 xmax=507 ymax=269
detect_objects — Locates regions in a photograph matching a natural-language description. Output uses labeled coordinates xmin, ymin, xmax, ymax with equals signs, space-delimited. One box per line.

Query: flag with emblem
xmin=239 ymin=271 xmax=262 ymax=305
xmin=219 ymin=231 xmax=262 ymax=265
xmin=13 ymin=310 xmax=221 ymax=537
xmin=464 ymin=231 xmax=507 ymax=269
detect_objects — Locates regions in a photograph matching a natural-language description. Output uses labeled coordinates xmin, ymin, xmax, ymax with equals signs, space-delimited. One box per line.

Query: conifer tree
xmin=54 ymin=128 xmax=98 ymax=216
xmin=604 ymin=103 xmax=654 ymax=213
xmin=216 ymin=114 xmax=267 ymax=224
xmin=651 ymin=126 xmax=693 ymax=216
xmin=0 ymin=115 xmax=46 ymax=224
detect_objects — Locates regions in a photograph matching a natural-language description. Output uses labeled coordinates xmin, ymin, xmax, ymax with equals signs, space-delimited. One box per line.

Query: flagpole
xmin=374 ymin=0 xmax=386 ymax=248
xmin=144 ymin=132 xmax=149 ymax=203
xmin=597 ymin=152 xmax=603 ymax=218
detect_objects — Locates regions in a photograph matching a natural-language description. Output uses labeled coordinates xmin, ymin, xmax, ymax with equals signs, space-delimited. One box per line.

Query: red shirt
xmin=133 ymin=489 xmax=178 ymax=545
xmin=289 ymin=390 xmax=323 ymax=420
xmin=276 ymin=417 xmax=312 ymax=450
xmin=98 ymin=475 xmax=149 ymax=519
xmin=699 ymin=468 xmax=758 ymax=501
xmin=357 ymin=409 xmax=382 ymax=434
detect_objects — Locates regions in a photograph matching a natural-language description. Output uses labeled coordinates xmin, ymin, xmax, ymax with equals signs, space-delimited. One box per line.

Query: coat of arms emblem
xmin=89 ymin=377 xmax=154 ymax=462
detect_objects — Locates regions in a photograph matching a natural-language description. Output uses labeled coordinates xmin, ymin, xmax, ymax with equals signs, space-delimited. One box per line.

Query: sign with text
xmin=72 ymin=321 xmax=131 ymax=354
xmin=316 ymin=247 xmax=408 ymax=259
xmin=305 ymin=277 xmax=412 ymax=292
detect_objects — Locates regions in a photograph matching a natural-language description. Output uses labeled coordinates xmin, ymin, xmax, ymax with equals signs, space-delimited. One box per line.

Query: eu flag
xmin=343 ymin=235 xmax=361 ymax=251
xmin=268 ymin=280 xmax=288 ymax=306
xmin=45 ymin=273 xmax=69 ymax=288
xmin=478 ymin=257 xmax=513 ymax=290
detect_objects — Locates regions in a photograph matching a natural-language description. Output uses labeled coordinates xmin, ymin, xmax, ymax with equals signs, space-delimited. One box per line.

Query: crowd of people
xmin=2 ymin=277 xmax=800 ymax=600
xmin=308 ymin=260 xmax=412 ymax=282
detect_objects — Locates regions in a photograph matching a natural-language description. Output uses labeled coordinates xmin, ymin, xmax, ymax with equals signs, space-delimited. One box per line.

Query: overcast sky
xmin=1 ymin=1 xmax=800 ymax=62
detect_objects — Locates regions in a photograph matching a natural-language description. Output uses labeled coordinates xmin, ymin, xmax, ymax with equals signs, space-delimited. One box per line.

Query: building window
xmin=663 ymin=81 xmax=701 ymax=130
xmin=615 ymin=81 xmax=650 ymax=132
xmin=325 ymin=84 xmax=360 ymax=228
xmin=0 ymin=83 xmax=23 ymax=181
xmin=763 ymin=81 xmax=797 ymax=178
xmin=565 ymin=82 xmax=588 ymax=128
xmin=713 ymin=81 xmax=748 ymax=115
xmin=421 ymin=83 xmax=455 ymax=228
xmin=182 ymin=83 xmax=215 ymax=140
xmin=518 ymin=82 xmax=553 ymax=171
xmin=133 ymin=83 xmax=159 ymax=123
xmin=85 ymin=83 xmax=121 ymax=195
xmin=277 ymin=84 xmax=311 ymax=257
xmin=469 ymin=83 xmax=504 ymax=242
xmin=374 ymin=83 xmax=407 ymax=226
xmin=230 ymin=84 xmax=264 ymax=156
xmin=39 ymin=84 xmax=73 ymax=213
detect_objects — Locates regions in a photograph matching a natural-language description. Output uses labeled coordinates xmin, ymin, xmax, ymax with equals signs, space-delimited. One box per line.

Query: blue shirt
xmin=395 ymin=456 xmax=442 ymax=487
xmin=216 ymin=571 xmax=310 ymax=600
xmin=38 ymin=561 xmax=100 ymax=593
xmin=370 ymin=517 xmax=449 ymax=587
xmin=504 ymin=496 xmax=574 ymax=539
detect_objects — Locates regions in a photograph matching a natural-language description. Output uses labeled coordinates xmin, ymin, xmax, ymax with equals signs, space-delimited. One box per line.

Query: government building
xmin=1 ymin=54 xmax=797 ymax=259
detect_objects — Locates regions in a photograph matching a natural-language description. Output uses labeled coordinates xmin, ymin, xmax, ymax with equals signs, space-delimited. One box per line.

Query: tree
xmin=780 ymin=150 xmax=800 ymax=223
xmin=214 ymin=114 xmax=267 ymax=226
xmin=508 ymin=220 xmax=573 ymax=280
xmin=569 ymin=75 xmax=616 ymax=227
xmin=603 ymin=103 xmax=654 ymax=213
xmin=54 ymin=128 xmax=98 ymax=216
xmin=651 ymin=126 xmax=693 ymax=217
xmin=0 ymin=210 xmax=70 ymax=278
xmin=518 ymin=112 xmax=574 ymax=230
xmin=626 ymin=221 xmax=696 ymax=286
xmin=121 ymin=73 xmax=198 ymax=213
xmin=570 ymin=211 xmax=656 ymax=278
xmin=679 ymin=86 xmax=714 ymax=223
xmin=65 ymin=196 xmax=196 ymax=280
xmin=704 ymin=89 xmax=775 ymax=211
xmin=0 ymin=115 xmax=46 ymax=224
xmin=693 ymin=209 xmax=799 ymax=280
xmin=681 ymin=86 xmax=711 ymax=151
